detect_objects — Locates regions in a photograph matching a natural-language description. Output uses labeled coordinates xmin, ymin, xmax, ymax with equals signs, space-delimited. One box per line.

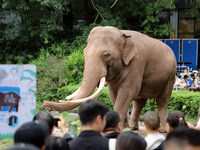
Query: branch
xmin=94 ymin=13 xmax=99 ymax=23
xmin=111 ymin=0 xmax=118 ymax=8
xmin=91 ymin=0 xmax=104 ymax=21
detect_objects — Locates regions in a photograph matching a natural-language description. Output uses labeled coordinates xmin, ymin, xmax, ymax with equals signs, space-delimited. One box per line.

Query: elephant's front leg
xmin=113 ymin=88 xmax=133 ymax=128
xmin=129 ymin=98 xmax=147 ymax=130
xmin=108 ymin=84 xmax=117 ymax=106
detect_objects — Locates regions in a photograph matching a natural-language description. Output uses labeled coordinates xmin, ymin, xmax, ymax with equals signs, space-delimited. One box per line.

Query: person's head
xmin=116 ymin=132 xmax=146 ymax=150
xmin=78 ymin=99 xmax=109 ymax=132
xmin=103 ymin=110 xmax=122 ymax=133
xmin=44 ymin=135 xmax=70 ymax=150
xmin=183 ymin=69 xmax=188 ymax=74
xmin=14 ymin=120 xmax=50 ymax=149
xmin=33 ymin=111 xmax=57 ymax=133
xmin=7 ymin=143 xmax=40 ymax=150
xmin=184 ymin=75 xmax=189 ymax=81
xmin=165 ymin=127 xmax=200 ymax=150
xmin=191 ymin=73 xmax=195 ymax=80
xmin=144 ymin=111 xmax=160 ymax=132
xmin=166 ymin=111 xmax=188 ymax=132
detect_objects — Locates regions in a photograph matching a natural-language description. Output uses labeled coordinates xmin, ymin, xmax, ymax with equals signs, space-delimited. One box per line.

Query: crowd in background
xmin=174 ymin=69 xmax=200 ymax=91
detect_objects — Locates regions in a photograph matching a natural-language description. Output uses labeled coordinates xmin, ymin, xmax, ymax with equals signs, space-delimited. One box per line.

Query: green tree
xmin=72 ymin=0 xmax=176 ymax=38
xmin=141 ymin=0 xmax=176 ymax=38
xmin=0 ymin=0 xmax=70 ymax=63
xmin=185 ymin=0 xmax=200 ymax=19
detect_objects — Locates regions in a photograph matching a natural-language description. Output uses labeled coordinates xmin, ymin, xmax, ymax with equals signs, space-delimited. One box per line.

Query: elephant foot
xmin=131 ymin=126 xmax=139 ymax=130
xmin=129 ymin=122 xmax=139 ymax=130
xmin=124 ymin=122 xmax=129 ymax=128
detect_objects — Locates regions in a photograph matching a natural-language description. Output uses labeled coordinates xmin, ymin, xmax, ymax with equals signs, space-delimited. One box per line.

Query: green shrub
xmin=65 ymin=46 xmax=85 ymax=84
xmin=56 ymin=84 xmax=81 ymax=100
xmin=30 ymin=54 xmax=68 ymax=102
xmin=169 ymin=90 xmax=200 ymax=118
xmin=141 ymin=90 xmax=200 ymax=119
xmin=97 ymin=86 xmax=113 ymax=110
xmin=40 ymin=40 xmax=76 ymax=59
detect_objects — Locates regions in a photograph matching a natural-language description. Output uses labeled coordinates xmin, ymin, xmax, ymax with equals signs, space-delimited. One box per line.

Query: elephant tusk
xmin=65 ymin=87 xmax=81 ymax=100
xmin=59 ymin=77 xmax=105 ymax=104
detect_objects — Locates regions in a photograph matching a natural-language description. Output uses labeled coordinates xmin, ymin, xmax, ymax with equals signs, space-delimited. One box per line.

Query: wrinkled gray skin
xmin=44 ymin=26 xmax=176 ymax=131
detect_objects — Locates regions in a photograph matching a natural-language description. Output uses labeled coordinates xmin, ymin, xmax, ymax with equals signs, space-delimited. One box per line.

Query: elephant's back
xmin=122 ymin=30 xmax=176 ymax=98
xmin=122 ymin=30 xmax=176 ymax=71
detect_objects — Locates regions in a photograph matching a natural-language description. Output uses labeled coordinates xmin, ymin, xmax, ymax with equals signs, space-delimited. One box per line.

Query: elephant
xmin=0 ymin=92 xmax=21 ymax=112
xmin=44 ymin=26 xmax=176 ymax=131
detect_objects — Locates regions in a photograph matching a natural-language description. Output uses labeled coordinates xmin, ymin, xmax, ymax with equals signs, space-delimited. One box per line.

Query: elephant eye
xmin=102 ymin=52 xmax=111 ymax=59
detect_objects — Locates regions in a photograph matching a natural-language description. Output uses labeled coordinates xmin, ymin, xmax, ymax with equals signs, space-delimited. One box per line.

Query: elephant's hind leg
xmin=156 ymin=78 xmax=174 ymax=132
xmin=129 ymin=98 xmax=147 ymax=130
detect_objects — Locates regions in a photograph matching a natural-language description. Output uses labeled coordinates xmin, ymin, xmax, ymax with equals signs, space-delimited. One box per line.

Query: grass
xmin=61 ymin=111 xmax=79 ymax=122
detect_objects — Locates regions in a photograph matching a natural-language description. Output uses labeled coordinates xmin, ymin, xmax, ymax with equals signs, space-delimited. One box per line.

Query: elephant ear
xmin=121 ymin=33 xmax=137 ymax=65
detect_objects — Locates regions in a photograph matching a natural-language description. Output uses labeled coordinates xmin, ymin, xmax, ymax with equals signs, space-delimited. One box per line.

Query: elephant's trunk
xmin=43 ymin=100 xmax=81 ymax=111
xmin=71 ymin=58 xmax=106 ymax=100
xmin=43 ymin=62 xmax=106 ymax=111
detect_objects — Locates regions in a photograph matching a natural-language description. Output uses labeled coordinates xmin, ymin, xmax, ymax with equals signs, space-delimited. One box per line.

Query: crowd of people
xmin=6 ymin=99 xmax=200 ymax=150
xmin=174 ymin=69 xmax=200 ymax=91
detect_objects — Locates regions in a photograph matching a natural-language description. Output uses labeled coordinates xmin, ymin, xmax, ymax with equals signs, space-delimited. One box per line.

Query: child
xmin=183 ymin=75 xmax=193 ymax=90
xmin=144 ymin=111 xmax=165 ymax=150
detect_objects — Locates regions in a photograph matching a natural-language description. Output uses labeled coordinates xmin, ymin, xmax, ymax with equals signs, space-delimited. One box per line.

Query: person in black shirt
xmin=68 ymin=99 xmax=109 ymax=150
xmin=103 ymin=110 xmax=122 ymax=139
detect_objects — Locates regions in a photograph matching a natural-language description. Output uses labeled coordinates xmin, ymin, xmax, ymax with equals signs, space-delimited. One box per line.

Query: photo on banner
xmin=0 ymin=65 xmax=36 ymax=139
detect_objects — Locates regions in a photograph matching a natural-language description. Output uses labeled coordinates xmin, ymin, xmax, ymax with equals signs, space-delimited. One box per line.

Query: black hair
xmin=165 ymin=127 xmax=200 ymax=149
xmin=33 ymin=111 xmax=54 ymax=130
xmin=144 ymin=111 xmax=160 ymax=130
xmin=14 ymin=120 xmax=50 ymax=149
xmin=103 ymin=110 xmax=120 ymax=132
xmin=167 ymin=111 xmax=188 ymax=129
xmin=190 ymin=73 xmax=195 ymax=80
xmin=116 ymin=132 xmax=146 ymax=150
xmin=183 ymin=75 xmax=189 ymax=80
xmin=78 ymin=99 xmax=109 ymax=125
xmin=45 ymin=135 xmax=70 ymax=150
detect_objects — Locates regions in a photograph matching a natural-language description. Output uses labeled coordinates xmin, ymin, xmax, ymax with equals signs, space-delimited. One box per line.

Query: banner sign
xmin=0 ymin=65 xmax=36 ymax=139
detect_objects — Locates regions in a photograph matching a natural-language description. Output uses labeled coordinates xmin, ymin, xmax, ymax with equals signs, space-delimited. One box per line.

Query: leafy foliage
xmin=141 ymin=0 xmax=175 ymax=38
xmin=0 ymin=0 xmax=70 ymax=63
xmin=142 ymin=90 xmax=200 ymax=119
xmin=184 ymin=0 xmax=200 ymax=19
xmin=65 ymin=46 xmax=85 ymax=84
xmin=71 ymin=19 xmax=118 ymax=47
xmin=30 ymin=54 xmax=68 ymax=102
